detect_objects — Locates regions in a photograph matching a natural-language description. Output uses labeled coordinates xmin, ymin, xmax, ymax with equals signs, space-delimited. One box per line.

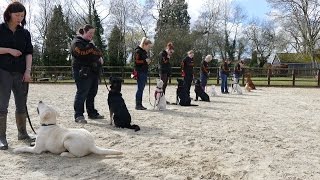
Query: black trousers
xmin=0 ymin=68 xmax=28 ymax=115
xmin=183 ymin=74 xmax=193 ymax=97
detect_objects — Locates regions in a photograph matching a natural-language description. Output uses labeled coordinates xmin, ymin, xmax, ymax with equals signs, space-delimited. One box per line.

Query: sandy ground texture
xmin=1 ymin=84 xmax=320 ymax=180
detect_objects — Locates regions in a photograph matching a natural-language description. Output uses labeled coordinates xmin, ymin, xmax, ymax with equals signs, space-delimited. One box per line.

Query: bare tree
xmin=268 ymin=0 xmax=320 ymax=68
xmin=244 ymin=19 xmax=278 ymax=67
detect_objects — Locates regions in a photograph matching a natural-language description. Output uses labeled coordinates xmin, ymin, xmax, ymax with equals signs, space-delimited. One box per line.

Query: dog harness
xmin=154 ymin=87 xmax=164 ymax=100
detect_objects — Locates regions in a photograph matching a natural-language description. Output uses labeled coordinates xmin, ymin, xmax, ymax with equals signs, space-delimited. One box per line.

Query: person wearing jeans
xmin=220 ymin=60 xmax=230 ymax=94
xmin=0 ymin=2 xmax=34 ymax=150
xmin=70 ymin=24 xmax=104 ymax=123
xmin=134 ymin=37 xmax=152 ymax=110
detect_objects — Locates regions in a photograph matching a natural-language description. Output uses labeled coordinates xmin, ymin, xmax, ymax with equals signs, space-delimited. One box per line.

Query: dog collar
xmin=41 ymin=124 xmax=56 ymax=126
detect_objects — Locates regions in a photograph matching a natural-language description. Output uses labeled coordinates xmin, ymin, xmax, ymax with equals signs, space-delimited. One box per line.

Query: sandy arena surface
xmin=1 ymin=84 xmax=320 ymax=180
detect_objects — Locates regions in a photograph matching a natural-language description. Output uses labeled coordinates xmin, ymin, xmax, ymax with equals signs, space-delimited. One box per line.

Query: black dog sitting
xmin=176 ymin=79 xmax=198 ymax=106
xmin=194 ymin=79 xmax=210 ymax=102
xmin=107 ymin=77 xmax=140 ymax=131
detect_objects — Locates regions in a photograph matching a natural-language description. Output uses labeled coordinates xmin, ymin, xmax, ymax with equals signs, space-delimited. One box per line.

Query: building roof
xmin=274 ymin=53 xmax=320 ymax=64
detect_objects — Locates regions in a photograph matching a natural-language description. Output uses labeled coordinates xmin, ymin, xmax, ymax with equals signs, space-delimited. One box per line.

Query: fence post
xmin=267 ymin=68 xmax=271 ymax=86
xmin=292 ymin=69 xmax=296 ymax=87
xmin=318 ymin=69 xmax=320 ymax=87
xmin=242 ymin=68 xmax=245 ymax=86
xmin=217 ymin=68 xmax=220 ymax=85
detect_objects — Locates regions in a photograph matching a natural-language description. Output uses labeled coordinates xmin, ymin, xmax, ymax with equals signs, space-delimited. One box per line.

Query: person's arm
xmin=0 ymin=47 xmax=22 ymax=57
xmin=72 ymin=42 xmax=102 ymax=58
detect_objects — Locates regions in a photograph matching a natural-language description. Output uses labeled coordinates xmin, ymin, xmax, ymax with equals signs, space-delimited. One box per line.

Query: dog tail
xmin=90 ymin=146 xmax=123 ymax=156
xmin=129 ymin=124 xmax=140 ymax=132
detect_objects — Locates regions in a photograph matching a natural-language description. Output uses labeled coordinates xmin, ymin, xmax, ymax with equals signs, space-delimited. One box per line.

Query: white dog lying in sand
xmin=14 ymin=101 xmax=122 ymax=158
xmin=154 ymin=79 xmax=166 ymax=110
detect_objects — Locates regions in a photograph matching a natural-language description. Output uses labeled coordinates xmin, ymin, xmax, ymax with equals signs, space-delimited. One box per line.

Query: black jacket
xmin=158 ymin=50 xmax=171 ymax=75
xmin=181 ymin=56 xmax=194 ymax=76
xmin=134 ymin=46 xmax=148 ymax=73
xmin=0 ymin=23 xmax=33 ymax=73
xmin=70 ymin=36 xmax=102 ymax=68
xmin=201 ymin=60 xmax=209 ymax=77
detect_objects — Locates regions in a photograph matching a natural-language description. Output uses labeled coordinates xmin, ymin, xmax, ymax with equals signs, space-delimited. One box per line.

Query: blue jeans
xmin=73 ymin=67 xmax=99 ymax=119
xmin=200 ymin=73 xmax=208 ymax=90
xmin=220 ymin=73 xmax=228 ymax=93
xmin=0 ymin=69 xmax=28 ymax=115
xmin=136 ymin=72 xmax=147 ymax=103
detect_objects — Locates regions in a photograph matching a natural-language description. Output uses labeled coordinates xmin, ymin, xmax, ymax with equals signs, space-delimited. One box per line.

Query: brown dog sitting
xmin=245 ymin=73 xmax=256 ymax=90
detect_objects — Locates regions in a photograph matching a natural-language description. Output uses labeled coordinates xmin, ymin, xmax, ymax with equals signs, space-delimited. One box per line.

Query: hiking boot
xmin=0 ymin=114 xmax=8 ymax=150
xmin=88 ymin=114 xmax=104 ymax=120
xmin=16 ymin=113 xmax=33 ymax=142
xmin=75 ymin=116 xmax=87 ymax=124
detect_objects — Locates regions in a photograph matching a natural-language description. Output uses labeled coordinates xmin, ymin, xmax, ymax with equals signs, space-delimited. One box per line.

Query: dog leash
xmin=24 ymin=82 xmax=37 ymax=135
xmin=101 ymin=67 xmax=110 ymax=92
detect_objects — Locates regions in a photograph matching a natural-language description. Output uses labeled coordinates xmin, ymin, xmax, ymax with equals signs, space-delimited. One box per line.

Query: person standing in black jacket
xmin=134 ymin=37 xmax=152 ymax=110
xmin=181 ymin=50 xmax=195 ymax=97
xmin=0 ymin=2 xmax=34 ymax=150
xmin=70 ymin=24 xmax=104 ymax=123
xmin=158 ymin=42 xmax=174 ymax=95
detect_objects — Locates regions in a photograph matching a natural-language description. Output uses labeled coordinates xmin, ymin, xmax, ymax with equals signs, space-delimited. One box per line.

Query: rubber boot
xmin=15 ymin=113 xmax=32 ymax=141
xmin=135 ymin=101 xmax=147 ymax=110
xmin=0 ymin=114 xmax=8 ymax=150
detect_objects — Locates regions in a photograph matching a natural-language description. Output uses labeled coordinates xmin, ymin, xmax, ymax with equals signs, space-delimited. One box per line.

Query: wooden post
xmin=267 ymin=68 xmax=271 ymax=86
xmin=217 ymin=68 xmax=220 ymax=85
xmin=318 ymin=69 xmax=320 ymax=87
xmin=292 ymin=69 xmax=296 ymax=87
xmin=242 ymin=68 xmax=245 ymax=86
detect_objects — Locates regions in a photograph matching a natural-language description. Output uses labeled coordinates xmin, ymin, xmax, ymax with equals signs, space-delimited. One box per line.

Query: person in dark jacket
xmin=233 ymin=60 xmax=244 ymax=84
xmin=70 ymin=24 xmax=104 ymax=123
xmin=220 ymin=60 xmax=231 ymax=94
xmin=134 ymin=37 xmax=152 ymax=110
xmin=158 ymin=42 xmax=174 ymax=95
xmin=200 ymin=55 xmax=213 ymax=90
xmin=181 ymin=50 xmax=195 ymax=97
xmin=0 ymin=2 xmax=34 ymax=150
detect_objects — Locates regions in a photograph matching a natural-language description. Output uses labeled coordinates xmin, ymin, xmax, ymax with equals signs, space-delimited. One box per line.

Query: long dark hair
xmin=3 ymin=2 xmax=27 ymax=27
xmin=78 ymin=24 xmax=94 ymax=35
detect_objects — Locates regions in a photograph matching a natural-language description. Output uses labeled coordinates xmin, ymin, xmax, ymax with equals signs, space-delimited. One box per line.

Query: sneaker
xmin=88 ymin=114 xmax=104 ymax=120
xmin=75 ymin=116 xmax=87 ymax=124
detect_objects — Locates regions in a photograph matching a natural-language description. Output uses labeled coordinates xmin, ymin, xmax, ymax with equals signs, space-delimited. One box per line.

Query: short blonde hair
xmin=205 ymin=55 xmax=213 ymax=62
xmin=187 ymin=50 xmax=194 ymax=54
xmin=139 ymin=37 xmax=152 ymax=48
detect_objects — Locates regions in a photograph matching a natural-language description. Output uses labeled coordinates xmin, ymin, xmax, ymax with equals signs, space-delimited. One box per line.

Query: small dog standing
xmin=108 ymin=77 xmax=140 ymax=131
xmin=154 ymin=79 xmax=166 ymax=110
xmin=14 ymin=101 xmax=123 ymax=158
xmin=194 ymin=79 xmax=210 ymax=102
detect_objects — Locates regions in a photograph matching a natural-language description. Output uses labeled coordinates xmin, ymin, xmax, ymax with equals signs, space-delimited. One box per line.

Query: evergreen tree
xmin=92 ymin=9 xmax=105 ymax=51
xmin=43 ymin=5 xmax=69 ymax=66
xmin=154 ymin=0 xmax=191 ymax=66
xmin=107 ymin=25 xmax=125 ymax=66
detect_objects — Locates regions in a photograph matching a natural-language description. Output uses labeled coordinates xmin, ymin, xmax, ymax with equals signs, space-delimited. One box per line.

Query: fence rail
xmin=30 ymin=66 xmax=320 ymax=87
